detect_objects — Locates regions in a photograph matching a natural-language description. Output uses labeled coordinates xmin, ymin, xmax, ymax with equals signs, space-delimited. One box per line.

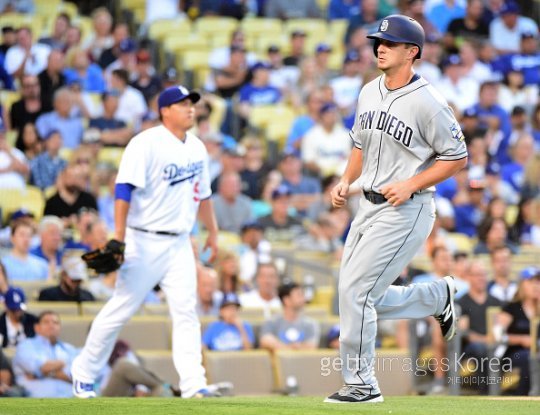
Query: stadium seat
xmin=148 ymin=18 xmax=192 ymax=42
xmin=163 ymin=33 xmax=209 ymax=54
xmin=0 ymin=188 xmax=24 ymax=224
xmin=26 ymin=301 xmax=81 ymax=316
xmin=302 ymin=305 xmax=329 ymax=319
xmin=310 ymin=285 xmax=334 ymax=314
xmin=13 ymin=281 xmax=52 ymax=301
xmin=60 ymin=315 xmax=94 ymax=347
xmin=18 ymin=186 xmax=45 ymax=222
xmin=142 ymin=303 xmax=169 ymax=316
xmin=446 ymin=232 xmax=474 ymax=253
xmin=0 ymin=13 xmax=44 ymax=38
xmin=284 ymin=19 xmax=328 ymax=41
xmin=118 ymin=317 xmax=171 ymax=350
xmin=317 ymin=316 xmax=339 ymax=348
xmin=204 ymin=350 xmax=275 ymax=395
xmin=80 ymin=302 xmax=147 ymax=316
xmin=240 ymin=18 xmax=283 ymax=38
xmin=238 ymin=307 xmax=265 ymax=320
xmin=249 ymin=105 xmax=296 ymax=130
xmin=0 ymin=91 xmax=21 ymax=113
xmin=195 ymin=16 xmax=238 ymax=39
xmin=329 ymin=19 xmax=348 ymax=42
xmin=98 ymin=147 xmax=124 ymax=168
xmin=255 ymin=34 xmax=290 ymax=57
xmin=137 ymin=350 xmax=179 ymax=386
xmin=71 ymin=16 xmax=93 ymax=43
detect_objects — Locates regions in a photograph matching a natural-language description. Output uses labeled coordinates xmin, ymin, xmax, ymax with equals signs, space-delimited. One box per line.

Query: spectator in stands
xmin=498 ymin=266 xmax=540 ymax=395
xmin=457 ymin=260 xmax=502 ymax=393
xmin=63 ymin=207 xmax=98 ymax=252
xmin=264 ymin=0 xmax=321 ymax=19
xmin=256 ymin=185 xmax=307 ymax=244
xmin=213 ymin=172 xmax=254 ymax=234
xmin=495 ymin=32 xmax=540 ymax=91
xmin=97 ymin=21 xmax=130 ymax=69
xmin=278 ymin=152 xmax=321 ymax=217
xmin=239 ymin=137 xmax=272 ymax=200
xmin=238 ymin=222 xmax=272 ymax=291
xmin=521 ymin=153 xmax=540 ymax=199
xmin=313 ymin=43 xmax=338 ymax=84
xmin=1 ymin=221 xmax=49 ymax=282
xmin=0 ymin=26 xmax=16 ymax=56
xmin=9 ymin=74 xmax=51 ymax=145
xmin=43 ymin=164 xmax=98 ymax=223
xmin=196 ymin=264 xmax=222 ymax=317
xmin=0 ymin=263 xmax=8 ymax=296
xmin=105 ymin=38 xmax=138 ymax=84
xmin=446 ymin=0 xmax=489 ymax=49
xmin=63 ymin=47 xmax=106 ymax=94
xmin=64 ymin=25 xmax=82 ymax=53
xmin=89 ymin=91 xmax=132 ymax=146
xmin=459 ymin=40 xmax=494 ymax=83
xmin=487 ymin=245 xmax=517 ymax=304
xmin=208 ymin=30 xmax=257 ymax=72
xmin=97 ymin=169 xmax=116 ymax=232
xmin=238 ymin=62 xmax=282 ymax=122
xmin=452 ymin=175 xmax=487 ymax=237
xmin=211 ymin=146 xmax=245 ymax=192
xmin=38 ymin=256 xmax=95 ymax=302
xmin=330 ymin=50 xmax=363 ymax=121
xmin=36 ymin=87 xmax=84 ymax=149
xmin=29 ymin=129 xmax=67 ymax=190
xmin=131 ymin=49 xmax=162 ymax=104
xmin=427 ymin=0 xmax=465 ymax=33
xmin=404 ymin=0 xmax=441 ymax=39
xmin=0 ymin=118 xmax=29 ymax=190
xmin=239 ymin=262 xmax=282 ymax=317
xmin=306 ymin=175 xmax=340 ymax=221
xmin=508 ymin=197 xmax=539 ymax=245
xmin=414 ymin=35 xmax=443 ymax=84
xmin=30 ymin=215 xmax=64 ymax=272
xmin=301 ymin=103 xmax=350 ymax=176
xmin=489 ymin=1 xmax=538 ymax=54
xmin=283 ymin=30 xmax=307 ymax=67
xmin=501 ymin=134 xmax=535 ymax=195
xmin=260 ymin=282 xmax=320 ymax=351
xmin=474 ymin=216 xmax=519 ymax=254
xmin=266 ymin=45 xmax=301 ymax=103
xmin=345 ymin=0 xmax=384 ymax=45
xmin=39 ymin=12 xmax=70 ymax=50
xmin=0 ymin=287 xmax=37 ymax=348
xmin=5 ymin=27 xmax=50 ymax=78
xmin=216 ymin=251 xmax=240 ymax=296
xmin=434 ymin=54 xmax=479 ymax=113
xmin=109 ymin=68 xmax=147 ymax=127
xmin=38 ymin=48 xmax=66 ymax=109
xmin=296 ymin=212 xmax=345 ymax=254
xmin=0 ymin=346 xmax=26 ymax=396
xmin=285 ymin=90 xmax=323 ymax=154
xmin=83 ymin=6 xmax=114 ymax=62
xmin=13 ymin=310 xmax=78 ymax=397
xmin=203 ymin=293 xmax=255 ymax=351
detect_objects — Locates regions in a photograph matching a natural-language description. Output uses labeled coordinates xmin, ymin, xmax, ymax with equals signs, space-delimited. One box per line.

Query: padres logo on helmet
xmin=367 ymin=15 xmax=425 ymax=58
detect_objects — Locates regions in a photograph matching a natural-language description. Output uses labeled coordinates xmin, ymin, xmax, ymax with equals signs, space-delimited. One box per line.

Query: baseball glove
xmin=81 ymin=239 xmax=126 ymax=273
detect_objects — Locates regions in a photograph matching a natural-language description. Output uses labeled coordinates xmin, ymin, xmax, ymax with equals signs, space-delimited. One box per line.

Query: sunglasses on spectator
xmin=76 ymin=158 xmax=91 ymax=164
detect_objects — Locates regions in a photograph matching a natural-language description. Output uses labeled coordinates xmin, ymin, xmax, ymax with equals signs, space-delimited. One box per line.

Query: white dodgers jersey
xmin=116 ymin=125 xmax=211 ymax=234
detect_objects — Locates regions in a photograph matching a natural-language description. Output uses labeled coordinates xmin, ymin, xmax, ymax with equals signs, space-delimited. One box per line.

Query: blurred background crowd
xmin=0 ymin=0 xmax=539 ymax=399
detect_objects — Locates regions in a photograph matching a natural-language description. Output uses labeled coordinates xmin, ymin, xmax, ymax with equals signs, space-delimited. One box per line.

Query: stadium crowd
xmin=0 ymin=0 xmax=539 ymax=399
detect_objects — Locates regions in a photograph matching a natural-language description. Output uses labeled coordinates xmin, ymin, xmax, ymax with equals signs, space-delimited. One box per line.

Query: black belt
xmin=129 ymin=226 xmax=180 ymax=237
xmin=363 ymin=190 xmax=415 ymax=204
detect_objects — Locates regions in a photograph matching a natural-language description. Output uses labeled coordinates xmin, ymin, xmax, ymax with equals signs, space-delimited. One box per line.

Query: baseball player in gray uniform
xmin=325 ymin=15 xmax=468 ymax=403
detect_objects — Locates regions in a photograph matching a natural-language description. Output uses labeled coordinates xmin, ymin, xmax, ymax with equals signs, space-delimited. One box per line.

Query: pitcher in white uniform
xmin=71 ymin=85 xmax=220 ymax=398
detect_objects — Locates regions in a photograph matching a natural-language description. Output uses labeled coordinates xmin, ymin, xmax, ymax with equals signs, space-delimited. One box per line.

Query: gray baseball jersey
xmin=350 ymin=74 xmax=467 ymax=192
xmin=336 ymin=74 xmax=467 ymax=395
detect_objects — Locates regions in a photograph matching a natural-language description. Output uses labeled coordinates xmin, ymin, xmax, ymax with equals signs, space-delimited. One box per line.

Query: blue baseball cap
xmin=251 ymin=61 xmax=272 ymax=72
xmin=442 ymin=54 xmax=462 ymax=69
xmin=271 ymin=184 xmax=292 ymax=200
xmin=158 ymin=85 xmax=201 ymax=110
xmin=316 ymin=43 xmax=332 ymax=54
xmin=500 ymin=1 xmax=520 ymax=15
xmin=344 ymin=50 xmax=360 ymax=63
xmin=320 ymin=102 xmax=338 ymax=114
xmin=4 ymin=287 xmax=27 ymax=311
xmin=10 ymin=208 xmax=34 ymax=221
xmin=520 ymin=267 xmax=540 ymax=280
xmin=119 ymin=38 xmax=137 ymax=53
xmin=220 ymin=292 xmax=241 ymax=308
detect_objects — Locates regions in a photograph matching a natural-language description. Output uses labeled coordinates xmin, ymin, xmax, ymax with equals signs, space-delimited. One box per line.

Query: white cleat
xmin=73 ymin=379 xmax=97 ymax=398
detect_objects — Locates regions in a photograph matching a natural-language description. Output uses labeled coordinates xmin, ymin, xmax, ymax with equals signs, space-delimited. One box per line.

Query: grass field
xmin=1 ymin=396 xmax=539 ymax=415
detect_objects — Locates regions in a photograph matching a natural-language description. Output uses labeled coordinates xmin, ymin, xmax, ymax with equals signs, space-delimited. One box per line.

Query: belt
xmin=363 ymin=190 xmax=415 ymax=204
xmin=129 ymin=226 xmax=180 ymax=237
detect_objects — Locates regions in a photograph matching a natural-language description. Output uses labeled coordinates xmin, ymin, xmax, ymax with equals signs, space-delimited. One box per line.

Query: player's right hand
xmin=331 ymin=182 xmax=349 ymax=208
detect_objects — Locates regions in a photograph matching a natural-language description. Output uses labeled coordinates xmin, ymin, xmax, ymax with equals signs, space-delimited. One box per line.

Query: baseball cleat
xmin=435 ymin=275 xmax=457 ymax=341
xmin=73 ymin=379 xmax=96 ymax=398
xmin=192 ymin=388 xmax=222 ymax=398
xmin=324 ymin=385 xmax=384 ymax=403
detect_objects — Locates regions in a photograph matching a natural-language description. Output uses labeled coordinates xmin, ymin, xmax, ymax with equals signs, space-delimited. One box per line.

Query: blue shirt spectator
xmin=13 ymin=312 xmax=78 ymax=398
xmin=328 ymin=0 xmax=361 ymax=20
xmin=36 ymin=110 xmax=84 ymax=149
xmin=0 ymin=52 xmax=14 ymax=90
xmin=285 ymin=115 xmax=316 ymax=155
xmin=426 ymin=0 xmax=465 ymax=33
xmin=492 ymin=32 xmax=540 ymax=86
xmin=1 ymin=254 xmax=49 ymax=282
xmin=239 ymin=84 xmax=281 ymax=106
xmin=30 ymin=152 xmax=67 ymax=190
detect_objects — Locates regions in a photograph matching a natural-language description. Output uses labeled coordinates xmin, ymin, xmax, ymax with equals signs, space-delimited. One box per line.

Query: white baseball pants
xmin=71 ymin=228 xmax=207 ymax=397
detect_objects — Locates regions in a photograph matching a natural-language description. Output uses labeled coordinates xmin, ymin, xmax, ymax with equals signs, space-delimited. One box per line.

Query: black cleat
xmin=435 ymin=275 xmax=457 ymax=341
xmin=324 ymin=385 xmax=384 ymax=403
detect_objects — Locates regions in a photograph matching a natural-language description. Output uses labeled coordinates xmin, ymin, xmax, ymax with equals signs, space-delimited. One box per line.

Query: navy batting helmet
xmin=367 ymin=15 xmax=425 ymax=58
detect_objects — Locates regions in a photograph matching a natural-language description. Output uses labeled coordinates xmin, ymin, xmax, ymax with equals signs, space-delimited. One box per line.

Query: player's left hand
xmin=380 ymin=181 xmax=415 ymax=207
xmin=204 ymin=231 xmax=218 ymax=263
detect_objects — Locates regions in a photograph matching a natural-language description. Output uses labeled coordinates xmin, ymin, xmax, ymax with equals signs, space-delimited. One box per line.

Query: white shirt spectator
xmin=0 ymin=147 xmax=27 ymax=190
xmin=5 ymin=43 xmax=51 ymax=76
xmin=434 ymin=75 xmax=479 ymax=112
xmin=489 ymin=16 xmax=538 ymax=53
xmin=208 ymin=46 xmax=257 ymax=70
xmin=415 ymin=62 xmax=442 ymax=84
xmin=301 ymin=123 xmax=351 ymax=176
xmin=239 ymin=290 xmax=282 ymax=319
xmin=145 ymin=0 xmax=184 ymax=23
xmin=269 ymin=66 xmax=301 ymax=91
xmin=463 ymin=61 xmax=494 ymax=84
xmin=497 ymin=84 xmax=539 ymax=113
xmin=115 ymin=86 xmax=147 ymax=126
xmin=330 ymin=75 xmax=363 ymax=113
